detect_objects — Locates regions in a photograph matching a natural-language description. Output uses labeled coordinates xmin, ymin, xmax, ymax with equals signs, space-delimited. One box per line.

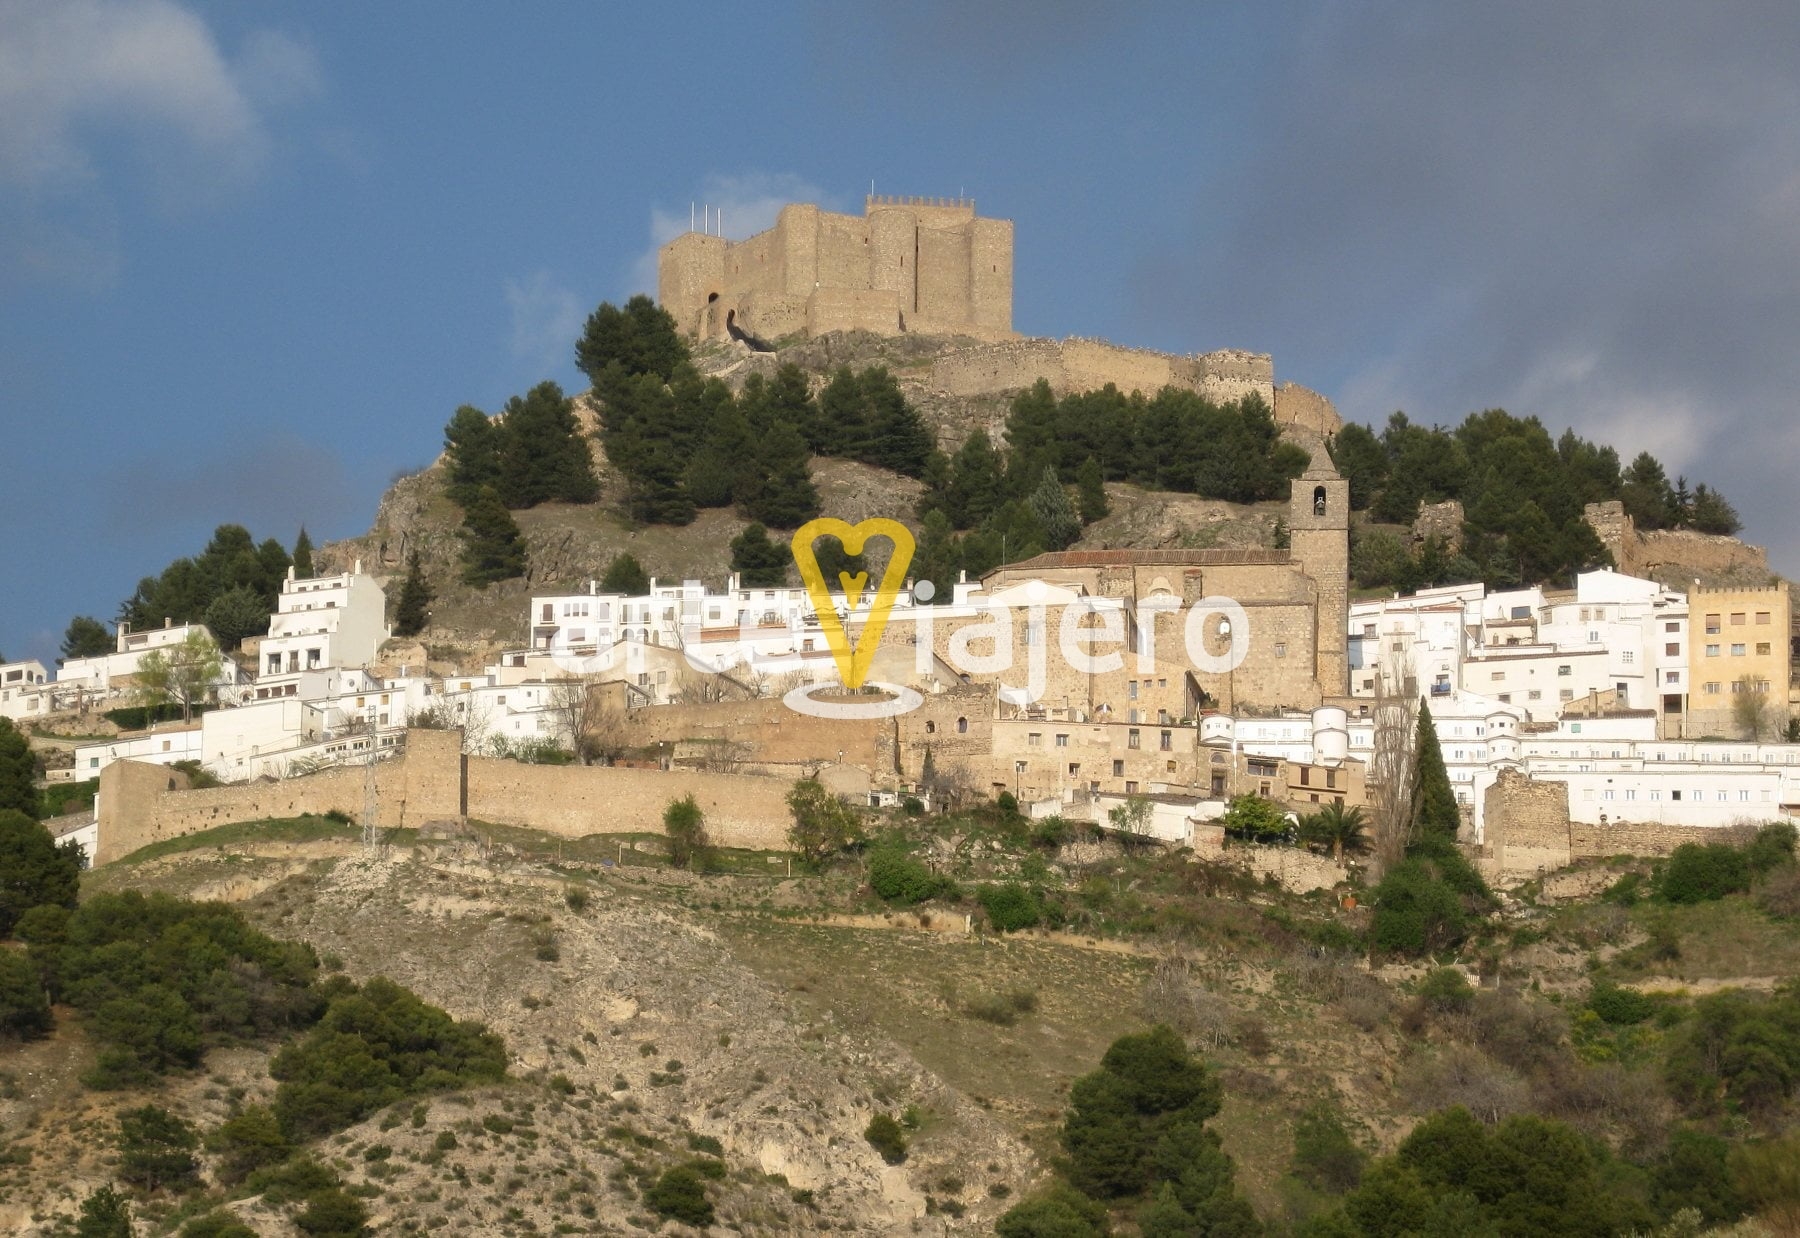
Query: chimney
xmin=354 ymin=558 xmax=363 ymax=575
xmin=164 ymin=617 xmax=172 ymax=629
xmin=287 ymin=565 xmax=295 ymax=581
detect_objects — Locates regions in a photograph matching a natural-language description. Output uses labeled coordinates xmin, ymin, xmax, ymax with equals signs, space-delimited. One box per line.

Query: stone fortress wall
xmin=94 ymin=728 xmax=796 ymax=864
xmin=1583 ymin=500 xmax=1769 ymax=583
xmin=659 ymin=198 xmax=1013 ymax=344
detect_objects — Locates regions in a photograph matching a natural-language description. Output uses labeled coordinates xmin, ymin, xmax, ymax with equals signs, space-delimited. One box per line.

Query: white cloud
xmin=0 ymin=0 xmax=320 ymax=277
xmin=627 ymin=171 xmax=836 ymax=295
xmin=505 ymin=270 xmax=585 ymax=376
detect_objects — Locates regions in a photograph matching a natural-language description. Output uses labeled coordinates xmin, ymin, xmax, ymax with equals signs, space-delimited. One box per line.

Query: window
xmin=1557 ymin=665 xmax=1572 ymax=677
xmin=1665 ymin=671 xmax=1680 ymax=684
xmin=1756 ymin=611 xmax=1771 ymax=625
xmin=1128 ymin=729 xmax=1141 ymax=749
xmin=925 ymin=720 xmax=935 ymax=734
xmin=1015 ymin=761 xmax=1027 ymax=774
xmin=1027 ymin=732 xmax=1042 ymax=748
xmin=1498 ymin=693 xmax=1511 ymax=703
xmin=1621 ymin=650 xmax=1634 ymax=664
xmin=1706 ymin=644 xmax=1720 ymax=657
xmin=1732 ymin=680 xmax=1746 ymax=694
xmin=957 ymin=716 xmax=968 ymax=733
xmin=1055 ymin=733 xmax=1069 ymax=747
xmin=1112 ymin=760 xmax=1124 ymax=777
xmin=1528 ymin=690 xmax=1542 ymax=700
xmin=1362 ymin=623 xmax=1377 ymax=638
xmin=1274 ymin=642 xmax=1287 ymax=658
xmin=1326 ymin=768 xmax=1338 ymax=789
xmin=1666 ymin=643 xmax=1680 ymax=656
xmin=1731 ymin=612 xmax=1747 ymax=626
xmin=1069 ymin=763 xmax=1081 ymax=776
xmin=1705 ymin=614 xmax=1721 ymax=634
xmin=1560 ymin=689 xmax=1574 ymax=701
xmin=1491 ymin=671 xmax=1505 ymax=682
xmin=1125 ymin=781 xmax=1139 ymax=794
xmin=1299 ymin=766 xmax=1310 ymax=786
xmin=1666 ymin=622 xmax=1679 ymax=632
xmin=1757 ymin=643 xmax=1772 ymax=656
xmin=1732 ymin=644 xmax=1747 ymax=657
xmin=1671 ymin=790 xmax=1683 ymax=801
xmin=1128 ymin=680 xmax=1138 ymax=700
xmin=1160 ymin=730 xmax=1172 ymax=750
xmin=1740 ymin=789 xmax=1752 ymax=802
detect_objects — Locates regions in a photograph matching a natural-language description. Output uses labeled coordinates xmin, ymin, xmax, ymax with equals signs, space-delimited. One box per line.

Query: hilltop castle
xmin=659 ymin=197 xmax=1014 ymax=343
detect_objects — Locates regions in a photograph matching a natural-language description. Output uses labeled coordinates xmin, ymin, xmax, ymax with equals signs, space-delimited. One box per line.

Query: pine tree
xmin=1076 ymin=456 xmax=1109 ymax=523
xmin=913 ymin=511 xmax=961 ymax=604
xmin=575 ymin=295 xmax=689 ymax=384
xmin=443 ymin=405 xmax=502 ymax=505
xmin=392 ymin=550 xmax=433 ymax=637
xmin=202 ymin=586 xmax=270 ymax=651
xmin=600 ymin=553 xmax=650 ymax=595
xmin=1689 ymin=484 xmax=1742 ymax=536
xmin=742 ymin=423 xmax=820 ymax=529
xmin=1003 ymin=379 xmax=1060 ymax=464
xmin=946 ymin=431 xmax=1004 ymax=529
xmin=685 ymin=405 xmax=758 ymax=509
xmin=61 ymin=616 xmax=112 ymax=661
xmin=1029 ymin=466 xmax=1081 ymax=551
xmin=458 ymin=487 xmax=528 ymax=586
xmin=1411 ymin=702 xmax=1459 ymax=841
xmin=816 ymin=367 xmax=868 ymax=459
xmin=291 ymin=527 xmax=314 ymax=577
xmin=71 ymin=1185 xmax=133 ymax=1238
xmin=0 ymin=807 xmax=82 ymax=933
xmin=497 ymin=381 xmax=598 ymax=508
xmin=0 ymin=719 xmax=37 ymax=820
xmin=730 ymin=524 xmax=790 ymax=587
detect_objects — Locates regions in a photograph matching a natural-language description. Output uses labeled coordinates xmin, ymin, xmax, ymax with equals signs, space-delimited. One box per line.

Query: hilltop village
xmin=6 ymin=199 xmax=1800 ymax=1238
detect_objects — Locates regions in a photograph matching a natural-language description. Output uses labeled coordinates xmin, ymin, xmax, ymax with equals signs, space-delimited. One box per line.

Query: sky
xmin=4 ymin=1 xmax=1799 ymax=664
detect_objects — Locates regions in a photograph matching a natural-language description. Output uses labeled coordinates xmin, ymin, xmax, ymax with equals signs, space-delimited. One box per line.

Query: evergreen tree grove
xmin=730 ymin=523 xmax=789 ymax=587
xmin=600 ymin=553 xmax=650 ymax=595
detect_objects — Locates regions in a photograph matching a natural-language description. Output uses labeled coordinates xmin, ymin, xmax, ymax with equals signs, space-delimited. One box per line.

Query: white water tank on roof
xmin=1200 ymin=715 xmax=1235 ymax=745
xmin=1311 ymin=706 xmax=1349 ymax=765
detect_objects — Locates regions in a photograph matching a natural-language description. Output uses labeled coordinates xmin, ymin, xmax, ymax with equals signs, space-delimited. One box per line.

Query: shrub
xmin=644 ymin=1165 xmax=714 ymax=1225
xmin=966 ymin=987 xmax=1039 ymax=1026
xmin=996 ymin=791 xmax=1020 ymax=816
xmin=294 ymin=1187 xmax=370 ymax=1238
xmin=1416 ymin=968 xmax=1476 ymax=1015
xmin=269 ymin=976 xmax=506 ymax=1139
xmin=1292 ymin=1103 xmax=1368 ymax=1194
xmin=902 ymin=796 xmax=925 ymax=816
xmin=1220 ymin=794 xmax=1290 ymax=843
xmin=244 ymin=1156 xmax=339 ymax=1206
xmin=1369 ymin=839 xmax=1493 ymax=956
xmin=1657 ymin=843 xmax=1751 ymax=904
xmin=869 ymin=845 xmax=950 ymax=906
xmin=687 ymin=1133 xmax=724 ymax=1156
xmin=1744 ymin=822 xmax=1797 ymax=876
xmin=995 ymin=1183 xmax=1111 ymax=1237
xmin=71 ymin=1186 xmax=133 ymax=1238
xmin=179 ymin=1211 xmax=259 ymax=1238
xmin=663 ymin=795 xmax=709 ymax=870
xmin=0 ymin=948 xmax=51 ymax=1040
xmin=563 ymin=885 xmax=589 ymax=912
xmin=1031 ymin=816 xmax=1073 ymax=849
xmin=1588 ymin=980 xmax=1655 ymax=1027
xmin=209 ymin=1103 xmax=291 ymax=1184
xmin=978 ymin=882 xmax=1043 ymax=932
xmin=865 ymin=1113 xmax=908 ymax=1164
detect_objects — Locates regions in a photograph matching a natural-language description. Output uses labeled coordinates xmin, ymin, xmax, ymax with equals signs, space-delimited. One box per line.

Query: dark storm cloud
xmin=1134 ymin=2 xmax=1800 ymax=569
xmin=100 ymin=435 xmax=358 ymax=541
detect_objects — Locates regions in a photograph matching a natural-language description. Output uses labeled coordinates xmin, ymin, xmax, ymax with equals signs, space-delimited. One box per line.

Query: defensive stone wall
xmin=1582 ymin=501 xmax=1768 ymax=583
xmin=95 ymin=728 xmax=797 ymax=862
xmin=927 ymin=337 xmax=1276 ymax=406
xmin=622 ymin=698 xmax=894 ymax=772
xmin=1272 ymin=383 xmax=1342 ymax=436
xmin=1481 ymin=768 xmax=1574 ymax=874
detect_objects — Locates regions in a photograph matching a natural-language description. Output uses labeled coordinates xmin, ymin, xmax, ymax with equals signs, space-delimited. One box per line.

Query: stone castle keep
xmin=661 ymin=196 xmax=1343 ymax=436
xmin=659 ymin=197 xmax=1014 ymax=343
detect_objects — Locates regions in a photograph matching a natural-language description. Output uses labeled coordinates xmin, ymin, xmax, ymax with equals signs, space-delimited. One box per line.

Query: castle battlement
xmin=658 ymin=198 xmax=1013 ymax=344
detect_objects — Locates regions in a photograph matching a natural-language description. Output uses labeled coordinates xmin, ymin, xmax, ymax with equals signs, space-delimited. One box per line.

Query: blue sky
xmin=5 ymin=2 xmax=1799 ymax=664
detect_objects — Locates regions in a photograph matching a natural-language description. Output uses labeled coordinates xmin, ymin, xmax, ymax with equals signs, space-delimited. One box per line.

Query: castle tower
xmin=1289 ymin=457 xmax=1350 ymax=696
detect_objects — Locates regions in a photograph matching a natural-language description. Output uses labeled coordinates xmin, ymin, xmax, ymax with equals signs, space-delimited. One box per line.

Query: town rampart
xmin=95 ymin=728 xmax=797 ymax=862
xmin=1582 ymin=501 xmax=1768 ymax=582
xmin=927 ymin=337 xmax=1276 ymax=407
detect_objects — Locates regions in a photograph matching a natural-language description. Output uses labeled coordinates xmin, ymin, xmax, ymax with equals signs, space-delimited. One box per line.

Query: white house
xmin=72 ymin=724 xmax=205 ymax=777
xmin=0 ymin=659 xmax=50 ymax=720
xmin=57 ymin=621 xmax=235 ymax=702
xmin=258 ymin=562 xmax=389 ymax=677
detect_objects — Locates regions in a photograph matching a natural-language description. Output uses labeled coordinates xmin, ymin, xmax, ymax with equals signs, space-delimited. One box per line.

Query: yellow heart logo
xmin=791 ymin=517 xmax=916 ymax=690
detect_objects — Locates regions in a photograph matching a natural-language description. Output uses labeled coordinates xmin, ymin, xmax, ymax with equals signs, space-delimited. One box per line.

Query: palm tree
xmin=1300 ymin=802 xmax=1370 ymax=862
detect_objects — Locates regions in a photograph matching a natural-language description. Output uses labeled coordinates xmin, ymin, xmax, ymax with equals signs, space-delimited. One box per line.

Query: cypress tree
xmin=392 ymin=550 xmax=433 ymax=637
xmin=292 ymin=527 xmax=314 ymax=577
xmin=1076 ymin=456 xmax=1109 ymax=523
xmin=600 ymin=553 xmax=649 ymax=595
xmin=458 ymin=487 xmax=528 ymax=586
xmin=1029 ymin=466 xmax=1081 ymax=551
xmin=1411 ymin=701 xmax=1459 ymax=841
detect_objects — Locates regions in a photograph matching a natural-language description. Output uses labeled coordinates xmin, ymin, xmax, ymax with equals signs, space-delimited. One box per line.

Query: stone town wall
xmin=927 ymin=338 xmax=1276 ymax=406
xmin=1569 ymin=819 xmax=1745 ymax=860
xmin=95 ymin=728 xmax=798 ymax=863
xmin=622 ymin=699 xmax=894 ymax=772
xmin=1582 ymin=501 xmax=1768 ymax=582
